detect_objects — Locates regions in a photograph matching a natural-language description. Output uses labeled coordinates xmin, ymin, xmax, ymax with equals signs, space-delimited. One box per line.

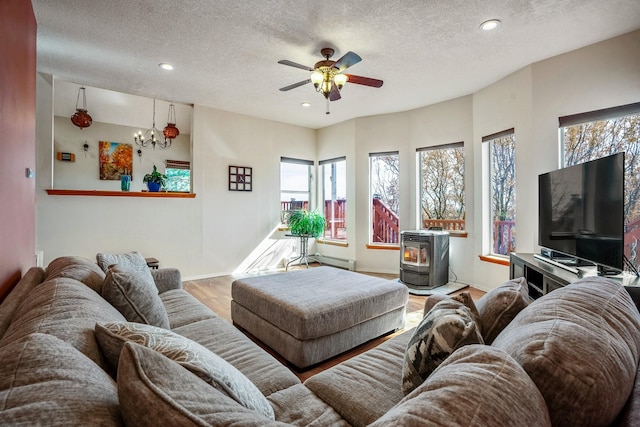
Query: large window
xmin=560 ymin=102 xmax=640 ymax=272
xmin=164 ymin=160 xmax=191 ymax=192
xmin=280 ymin=157 xmax=312 ymax=220
xmin=370 ymin=152 xmax=399 ymax=244
xmin=417 ymin=142 xmax=465 ymax=234
xmin=320 ymin=157 xmax=347 ymax=241
xmin=484 ymin=129 xmax=516 ymax=256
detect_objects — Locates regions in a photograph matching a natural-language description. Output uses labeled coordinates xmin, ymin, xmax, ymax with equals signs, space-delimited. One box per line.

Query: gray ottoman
xmin=231 ymin=266 xmax=408 ymax=369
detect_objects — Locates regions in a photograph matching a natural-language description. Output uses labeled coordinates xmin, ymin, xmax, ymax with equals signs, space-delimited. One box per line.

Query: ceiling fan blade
xmin=329 ymin=85 xmax=341 ymax=101
xmin=333 ymin=51 xmax=362 ymax=72
xmin=278 ymin=60 xmax=314 ymax=71
xmin=345 ymin=74 xmax=384 ymax=88
xmin=279 ymin=79 xmax=311 ymax=91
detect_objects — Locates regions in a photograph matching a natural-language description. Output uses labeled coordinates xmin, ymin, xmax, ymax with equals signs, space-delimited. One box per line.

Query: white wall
xmin=35 ymin=30 xmax=640 ymax=287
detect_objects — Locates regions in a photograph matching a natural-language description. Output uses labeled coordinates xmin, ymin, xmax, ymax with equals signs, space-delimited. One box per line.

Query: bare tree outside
xmin=488 ymin=133 xmax=516 ymax=255
xmin=419 ymin=144 xmax=465 ymax=231
xmin=563 ymin=113 xmax=640 ymax=270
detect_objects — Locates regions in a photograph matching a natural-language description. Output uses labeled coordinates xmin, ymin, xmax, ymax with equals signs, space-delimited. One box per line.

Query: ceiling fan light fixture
xmin=480 ymin=19 xmax=501 ymax=31
xmin=334 ymin=73 xmax=348 ymax=89
xmin=310 ymin=70 xmax=323 ymax=88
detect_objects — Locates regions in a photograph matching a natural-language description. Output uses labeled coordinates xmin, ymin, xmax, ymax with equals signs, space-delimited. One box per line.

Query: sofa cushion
xmin=102 ymin=265 xmax=170 ymax=329
xmin=0 ymin=278 xmax=125 ymax=371
xmin=0 ymin=333 xmax=121 ymax=426
xmin=304 ymin=331 xmax=412 ymax=427
xmin=95 ymin=321 xmax=274 ymax=420
xmin=475 ymin=276 xmax=528 ymax=344
xmin=492 ymin=277 xmax=640 ymax=426
xmin=45 ymin=255 xmax=106 ymax=294
xmin=267 ymin=384 xmax=349 ymax=426
xmin=370 ymin=345 xmax=551 ymax=427
xmin=402 ymin=298 xmax=483 ymax=395
xmin=422 ymin=291 xmax=479 ymax=320
xmin=118 ymin=341 xmax=285 ymax=427
xmin=160 ymin=289 xmax=217 ymax=329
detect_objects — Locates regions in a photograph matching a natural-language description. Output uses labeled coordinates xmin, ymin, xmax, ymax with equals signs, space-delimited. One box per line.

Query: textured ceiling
xmin=32 ymin=0 xmax=640 ymax=130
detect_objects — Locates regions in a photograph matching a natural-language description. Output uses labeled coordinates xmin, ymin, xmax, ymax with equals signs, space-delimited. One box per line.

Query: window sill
xmin=478 ymin=255 xmax=510 ymax=266
xmin=46 ymin=189 xmax=196 ymax=198
xmin=317 ymin=239 xmax=348 ymax=247
xmin=366 ymin=244 xmax=400 ymax=250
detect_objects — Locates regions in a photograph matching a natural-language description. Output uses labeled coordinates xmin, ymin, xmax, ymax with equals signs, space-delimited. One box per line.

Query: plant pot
xmin=147 ymin=182 xmax=161 ymax=192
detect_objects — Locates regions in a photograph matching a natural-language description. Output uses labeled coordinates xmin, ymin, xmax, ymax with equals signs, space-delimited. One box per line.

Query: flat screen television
xmin=538 ymin=152 xmax=624 ymax=274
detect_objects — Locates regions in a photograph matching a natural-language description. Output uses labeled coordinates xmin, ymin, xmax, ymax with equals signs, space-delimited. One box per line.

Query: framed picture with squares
xmin=229 ymin=165 xmax=252 ymax=191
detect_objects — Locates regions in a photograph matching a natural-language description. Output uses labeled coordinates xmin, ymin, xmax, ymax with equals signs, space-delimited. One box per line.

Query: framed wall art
xmin=99 ymin=141 xmax=133 ymax=180
xmin=229 ymin=165 xmax=252 ymax=191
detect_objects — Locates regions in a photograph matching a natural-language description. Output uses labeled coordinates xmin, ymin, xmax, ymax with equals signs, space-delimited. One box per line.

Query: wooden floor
xmin=183 ymin=263 xmax=484 ymax=381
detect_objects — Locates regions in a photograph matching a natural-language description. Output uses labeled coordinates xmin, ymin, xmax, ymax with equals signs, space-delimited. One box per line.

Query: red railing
xmin=493 ymin=220 xmax=516 ymax=255
xmin=280 ymin=200 xmax=309 ymax=212
xmin=324 ymin=199 xmax=346 ymax=239
xmin=422 ymin=219 xmax=465 ymax=231
xmin=626 ymin=216 xmax=640 ymax=268
xmin=372 ymin=198 xmax=399 ymax=243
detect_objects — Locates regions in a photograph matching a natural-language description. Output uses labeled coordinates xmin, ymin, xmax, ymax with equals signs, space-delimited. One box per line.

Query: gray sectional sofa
xmin=1 ymin=255 xmax=640 ymax=426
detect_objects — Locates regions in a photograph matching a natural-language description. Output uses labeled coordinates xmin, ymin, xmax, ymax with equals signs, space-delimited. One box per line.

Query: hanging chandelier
xmin=134 ymin=99 xmax=171 ymax=150
xmin=70 ymin=86 xmax=93 ymax=129
xmin=162 ymin=103 xmax=180 ymax=141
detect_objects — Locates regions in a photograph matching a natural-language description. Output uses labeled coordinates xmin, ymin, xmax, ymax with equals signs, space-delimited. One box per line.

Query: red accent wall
xmin=0 ymin=0 xmax=37 ymax=300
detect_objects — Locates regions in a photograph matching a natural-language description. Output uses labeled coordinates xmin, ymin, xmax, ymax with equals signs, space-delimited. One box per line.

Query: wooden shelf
xmin=46 ymin=189 xmax=196 ymax=198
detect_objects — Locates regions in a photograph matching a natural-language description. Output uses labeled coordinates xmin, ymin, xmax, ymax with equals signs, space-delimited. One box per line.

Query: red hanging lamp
xmin=70 ymin=86 xmax=92 ymax=129
xmin=163 ymin=103 xmax=180 ymax=141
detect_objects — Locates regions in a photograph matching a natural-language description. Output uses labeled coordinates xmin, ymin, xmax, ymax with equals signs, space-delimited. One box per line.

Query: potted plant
xmin=288 ymin=209 xmax=326 ymax=238
xmin=143 ymin=164 xmax=167 ymax=192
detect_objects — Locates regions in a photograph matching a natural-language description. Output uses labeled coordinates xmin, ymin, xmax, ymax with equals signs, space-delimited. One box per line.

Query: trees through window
xmin=320 ymin=157 xmax=347 ymax=241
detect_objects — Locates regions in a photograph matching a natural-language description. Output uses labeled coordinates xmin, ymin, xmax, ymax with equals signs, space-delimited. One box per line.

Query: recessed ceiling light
xmin=159 ymin=63 xmax=174 ymax=71
xmin=301 ymin=102 xmax=311 ymax=108
xmin=480 ymin=19 xmax=501 ymax=31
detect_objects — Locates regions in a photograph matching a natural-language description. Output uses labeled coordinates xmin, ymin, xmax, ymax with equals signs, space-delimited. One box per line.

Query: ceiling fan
xmin=278 ymin=47 xmax=383 ymax=114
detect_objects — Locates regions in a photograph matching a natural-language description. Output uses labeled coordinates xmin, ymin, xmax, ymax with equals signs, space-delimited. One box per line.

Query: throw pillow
xmin=402 ymin=298 xmax=483 ymax=395
xmin=118 ymin=342 xmax=279 ymax=426
xmin=422 ymin=291 xmax=480 ymax=321
xmin=101 ymin=265 xmax=170 ymax=329
xmin=474 ymin=276 xmax=528 ymax=344
xmin=95 ymin=321 xmax=275 ymax=420
xmin=492 ymin=277 xmax=640 ymax=426
xmin=371 ymin=345 xmax=551 ymax=427
xmin=96 ymin=251 xmax=149 ymax=273
xmin=0 ymin=333 xmax=120 ymax=426
xmin=45 ymin=255 xmax=106 ymax=293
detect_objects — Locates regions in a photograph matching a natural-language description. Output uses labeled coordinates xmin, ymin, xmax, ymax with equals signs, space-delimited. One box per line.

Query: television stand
xmin=597 ymin=264 xmax=621 ymax=276
xmin=511 ymin=253 xmax=640 ymax=308
xmin=533 ymin=253 xmax=579 ymax=275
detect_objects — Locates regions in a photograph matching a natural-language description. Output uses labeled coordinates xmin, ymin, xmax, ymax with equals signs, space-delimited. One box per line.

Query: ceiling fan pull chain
xmin=326 ymin=97 xmax=330 ymax=115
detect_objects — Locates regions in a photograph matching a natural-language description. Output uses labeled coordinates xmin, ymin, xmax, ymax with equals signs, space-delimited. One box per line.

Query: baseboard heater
xmin=313 ymin=254 xmax=356 ymax=271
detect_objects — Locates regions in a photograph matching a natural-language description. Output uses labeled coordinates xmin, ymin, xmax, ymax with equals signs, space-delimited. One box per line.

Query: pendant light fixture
xmin=134 ymin=99 xmax=171 ymax=150
xmin=163 ymin=103 xmax=180 ymax=141
xmin=70 ymin=86 xmax=93 ymax=129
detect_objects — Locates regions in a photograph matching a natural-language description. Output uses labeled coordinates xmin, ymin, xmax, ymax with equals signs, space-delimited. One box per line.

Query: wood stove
xmin=399 ymin=230 xmax=449 ymax=294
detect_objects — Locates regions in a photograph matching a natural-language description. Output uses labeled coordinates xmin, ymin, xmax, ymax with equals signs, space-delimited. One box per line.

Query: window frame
xmin=164 ymin=159 xmax=191 ymax=193
xmin=280 ymin=157 xmax=313 ymax=223
xmin=368 ymin=151 xmax=400 ymax=246
xmin=416 ymin=142 xmax=466 ymax=237
xmin=483 ymin=128 xmax=516 ymax=257
xmin=319 ymin=156 xmax=347 ymax=242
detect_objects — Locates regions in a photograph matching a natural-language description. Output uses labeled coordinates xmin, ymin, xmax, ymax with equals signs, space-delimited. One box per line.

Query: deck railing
xmin=422 ymin=219 xmax=465 ymax=231
xmin=372 ymin=198 xmax=399 ymax=243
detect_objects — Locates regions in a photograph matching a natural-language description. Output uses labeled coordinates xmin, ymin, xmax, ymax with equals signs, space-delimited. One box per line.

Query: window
xmin=164 ymin=160 xmax=190 ymax=192
xmin=370 ymin=152 xmax=399 ymax=244
xmin=280 ymin=157 xmax=312 ymax=221
xmin=417 ymin=142 xmax=465 ymax=234
xmin=484 ymin=129 xmax=516 ymax=256
xmin=320 ymin=157 xmax=347 ymax=240
xmin=560 ymin=102 xmax=640 ymax=272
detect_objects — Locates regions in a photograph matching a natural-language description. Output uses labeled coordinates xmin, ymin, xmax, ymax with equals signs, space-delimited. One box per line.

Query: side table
xmin=145 ymin=257 xmax=159 ymax=269
xmin=285 ymin=234 xmax=312 ymax=270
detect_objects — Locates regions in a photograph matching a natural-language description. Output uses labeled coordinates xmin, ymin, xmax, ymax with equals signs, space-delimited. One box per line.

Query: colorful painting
xmin=99 ymin=141 xmax=133 ymax=180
